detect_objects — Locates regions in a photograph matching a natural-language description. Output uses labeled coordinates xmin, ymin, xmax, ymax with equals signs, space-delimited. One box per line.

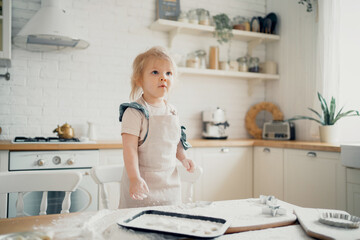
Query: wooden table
xmin=0 ymin=212 xmax=81 ymax=235
xmin=0 ymin=199 xmax=303 ymax=239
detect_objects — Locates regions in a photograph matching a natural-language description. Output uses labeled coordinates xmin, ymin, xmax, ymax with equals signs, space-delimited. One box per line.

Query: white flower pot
xmin=319 ymin=125 xmax=339 ymax=144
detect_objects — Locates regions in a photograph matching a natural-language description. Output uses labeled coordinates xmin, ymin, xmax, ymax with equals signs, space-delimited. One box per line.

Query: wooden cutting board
xmin=294 ymin=207 xmax=360 ymax=240
xmin=160 ymin=198 xmax=298 ymax=233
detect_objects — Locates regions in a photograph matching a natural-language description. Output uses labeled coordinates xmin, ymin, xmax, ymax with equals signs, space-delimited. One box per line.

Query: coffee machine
xmin=202 ymin=107 xmax=230 ymax=139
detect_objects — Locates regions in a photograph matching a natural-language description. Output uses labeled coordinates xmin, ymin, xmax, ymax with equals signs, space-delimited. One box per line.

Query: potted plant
xmin=213 ymin=13 xmax=233 ymax=64
xmin=288 ymin=92 xmax=360 ymax=143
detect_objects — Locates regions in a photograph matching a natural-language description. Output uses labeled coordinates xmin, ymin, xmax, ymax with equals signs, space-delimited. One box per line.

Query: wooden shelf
xmin=178 ymin=67 xmax=279 ymax=80
xmin=150 ymin=19 xmax=280 ymax=47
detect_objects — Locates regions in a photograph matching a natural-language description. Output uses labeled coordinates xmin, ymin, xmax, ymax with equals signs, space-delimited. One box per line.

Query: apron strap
xmin=119 ymin=102 xmax=150 ymax=143
xmin=180 ymin=126 xmax=192 ymax=150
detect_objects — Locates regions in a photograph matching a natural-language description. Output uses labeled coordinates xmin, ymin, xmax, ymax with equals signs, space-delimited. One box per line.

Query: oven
xmin=7 ymin=150 xmax=99 ymax=218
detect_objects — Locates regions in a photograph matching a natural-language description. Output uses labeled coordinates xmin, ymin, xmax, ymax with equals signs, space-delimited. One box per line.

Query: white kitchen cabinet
xmin=194 ymin=147 xmax=253 ymax=202
xmin=0 ymin=0 xmax=11 ymax=67
xmin=284 ymin=149 xmax=346 ymax=210
xmin=346 ymin=168 xmax=360 ymax=216
xmin=253 ymin=147 xmax=284 ymax=200
xmin=98 ymin=149 xmax=123 ymax=209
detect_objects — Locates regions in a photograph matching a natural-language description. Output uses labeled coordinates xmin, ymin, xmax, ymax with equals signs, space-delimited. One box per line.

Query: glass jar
xmin=178 ymin=11 xmax=189 ymax=23
xmin=237 ymin=57 xmax=248 ymax=72
xmin=195 ymin=50 xmax=207 ymax=69
xmin=249 ymin=57 xmax=259 ymax=72
xmin=186 ymin=52 xmax=200 ymax=68
xmin=188 ymin=9 xmax=198 ymax=24
xmin=198 ymin=9 xmax=210 ymax=26
xmin=232 ymin=16 xmax=246 ymax=30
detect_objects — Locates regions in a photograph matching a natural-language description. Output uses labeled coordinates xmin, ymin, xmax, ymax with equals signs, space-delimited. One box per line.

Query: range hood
xmin=13 ymin=0 xmax=89 ymax=52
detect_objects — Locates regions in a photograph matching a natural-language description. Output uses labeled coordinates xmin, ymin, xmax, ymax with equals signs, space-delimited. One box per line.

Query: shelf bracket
xmin=169 ymin=27 xmax=180 ymax=49
xmin=247 ymin=39 xmax=263 ymax=56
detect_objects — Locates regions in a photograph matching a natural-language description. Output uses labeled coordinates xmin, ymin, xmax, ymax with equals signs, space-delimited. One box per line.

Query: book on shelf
xmin=156 ymin=0 xmax=180 ymax=21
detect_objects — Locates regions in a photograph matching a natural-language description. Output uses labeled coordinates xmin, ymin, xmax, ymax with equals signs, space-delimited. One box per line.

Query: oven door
xmin=7 ymin=169 xmax=98 ymax=218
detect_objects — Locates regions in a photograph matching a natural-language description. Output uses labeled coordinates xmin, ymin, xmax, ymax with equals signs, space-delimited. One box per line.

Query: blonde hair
xmin=130 ymin=46 xmax=177 ymax=101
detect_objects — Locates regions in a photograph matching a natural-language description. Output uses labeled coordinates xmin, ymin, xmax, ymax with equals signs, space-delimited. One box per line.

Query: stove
xmin=13 ymin=136 xmax=80 ymax=143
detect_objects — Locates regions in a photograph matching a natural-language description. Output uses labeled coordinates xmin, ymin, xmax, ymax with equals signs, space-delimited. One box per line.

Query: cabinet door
xmin=284 ymin=149 xmax=346 ymax=210
xmin=254 ymin=147 xmax=284 ymax=200
xmin=196 ymin=147 xmax=253 ymax=201
xmin=347 ymin=168 xmax=360 ymax=216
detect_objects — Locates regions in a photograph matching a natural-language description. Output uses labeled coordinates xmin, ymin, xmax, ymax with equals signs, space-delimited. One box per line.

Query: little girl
xmin=119 ymin=46 xmax=195 ymax=208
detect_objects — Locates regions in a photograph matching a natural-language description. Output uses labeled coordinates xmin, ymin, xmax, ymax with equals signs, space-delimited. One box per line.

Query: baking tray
xmin=117 ymin=210 xmax=231 ymax=239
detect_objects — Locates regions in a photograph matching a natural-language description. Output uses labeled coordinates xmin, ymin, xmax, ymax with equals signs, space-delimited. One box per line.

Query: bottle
xmin=87 ymin=121 xmax=97 ymax=141
xmin=209 ymin=46 xmax=219 ymax=70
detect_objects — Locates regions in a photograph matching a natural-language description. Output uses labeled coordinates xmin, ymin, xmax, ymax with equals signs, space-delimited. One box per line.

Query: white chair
xmin=90 ymin=164 xmax=123 ymax=209
xmin=176 ymin=165 xmax=203 ymax=203
xmin=0 ymin=171 xmax=82 ymax=217
xmin=90 ymin=165 xmax=203 ymax=208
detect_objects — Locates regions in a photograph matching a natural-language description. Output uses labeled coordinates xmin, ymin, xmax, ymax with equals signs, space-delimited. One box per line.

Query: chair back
xmin=176 ymin=165 xmax=203 ymax=203
xmin=90 ymin=164 xmax=123 ymax=209
xmin=0 ymin=171 xmax=82 ymax=217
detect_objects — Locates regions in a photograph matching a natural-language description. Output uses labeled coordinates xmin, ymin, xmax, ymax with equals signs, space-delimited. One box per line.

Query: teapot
xmin=53 ymin=123 xmax=74 ymax=139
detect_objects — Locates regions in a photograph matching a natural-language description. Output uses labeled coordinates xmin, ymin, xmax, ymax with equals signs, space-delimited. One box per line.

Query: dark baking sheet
xmin=117 ymin=210 xmax=231 ymax=239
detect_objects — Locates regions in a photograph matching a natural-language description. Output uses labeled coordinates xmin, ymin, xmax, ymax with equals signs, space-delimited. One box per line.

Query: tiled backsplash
xmin=0 ymin=0 xmax=267 ymax=140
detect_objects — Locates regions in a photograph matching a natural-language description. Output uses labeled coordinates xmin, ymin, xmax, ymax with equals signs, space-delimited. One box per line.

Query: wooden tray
xmin=294 ymin=207 xmax=360 ymax=240
xmin=156 ymin=198 xmax=298 ymax=233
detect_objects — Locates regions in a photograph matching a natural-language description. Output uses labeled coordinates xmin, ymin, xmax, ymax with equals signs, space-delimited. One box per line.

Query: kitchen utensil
xmin=319 ymin=212 xmax=360 ymax=228
xmin=118 ymin=209 xmax=231 ymax=239
xmin=265 ymin=12 xmax=277 ymax=34
xmin=202 ymin=107 xmax=230 ymax=139
xmin=250 ymin=17 xmax=260 ymax=32
xmin=53 ymin=123 xmax=75 ymax=139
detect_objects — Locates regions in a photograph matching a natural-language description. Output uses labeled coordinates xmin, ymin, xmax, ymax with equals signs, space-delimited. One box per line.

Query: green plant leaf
xmin=308 ymin=107 xmax=323 ymax=122
xmin=333 ymin=110 xmax=360 ymax=124
xmin=329 ymin=97 xmax=336 ymax=124
xmin=287 ymin=115 xmax=324 ymax=125
xmin=318 ymin=92 xmax=330 ymax=124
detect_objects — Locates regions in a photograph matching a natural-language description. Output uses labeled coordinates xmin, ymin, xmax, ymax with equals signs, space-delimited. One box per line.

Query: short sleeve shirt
xmin=121 ymin=96 xmax=177 ymax=145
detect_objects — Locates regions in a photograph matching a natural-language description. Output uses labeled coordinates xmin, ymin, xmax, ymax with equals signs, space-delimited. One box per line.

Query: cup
xmin=219 ymin=61 xmax=229 ymax=71
xmin=264 ymin=61 xmax=277 ymax=74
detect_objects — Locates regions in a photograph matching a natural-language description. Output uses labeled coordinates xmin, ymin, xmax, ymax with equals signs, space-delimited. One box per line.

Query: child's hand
xmin=181 ymin=158 xmax=195 ymax=173
xmin=129 ymin=177 xmax=150 ymax=200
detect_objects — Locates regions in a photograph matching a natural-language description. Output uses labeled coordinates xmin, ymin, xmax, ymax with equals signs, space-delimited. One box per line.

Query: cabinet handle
xmin=220 ymin=148 xmax=229 ymax=153
xmin=263 ymin=148 xmax=271 ymax=153
xmin=307 ymin=152 xmax=317 ymax=158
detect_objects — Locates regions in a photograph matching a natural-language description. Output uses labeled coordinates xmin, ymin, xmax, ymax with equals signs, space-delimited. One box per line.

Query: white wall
xmin=0 ymin=0 xmax=268 ymax=140
xmin=266 ymin=0 xmax=318 ymax=141
xmin=338 ymin=0 xmax=360 ymax=143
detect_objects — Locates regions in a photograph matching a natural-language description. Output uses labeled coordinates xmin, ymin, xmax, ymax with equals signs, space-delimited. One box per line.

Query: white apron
xmin=119 ymin=109 xmax=182 ymax=208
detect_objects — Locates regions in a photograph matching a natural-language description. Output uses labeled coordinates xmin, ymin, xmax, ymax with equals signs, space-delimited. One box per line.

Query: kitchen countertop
xmin=0 ymin=139 xmax=340 ymax=152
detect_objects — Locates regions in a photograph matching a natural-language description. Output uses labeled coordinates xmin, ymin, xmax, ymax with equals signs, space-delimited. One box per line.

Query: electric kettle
xmin=202 ymin=107 xmax=230 ymax=139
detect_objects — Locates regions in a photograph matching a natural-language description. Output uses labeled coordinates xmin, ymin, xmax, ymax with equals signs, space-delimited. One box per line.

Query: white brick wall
xmin=0 ymin=0 xmax=267 ymax=140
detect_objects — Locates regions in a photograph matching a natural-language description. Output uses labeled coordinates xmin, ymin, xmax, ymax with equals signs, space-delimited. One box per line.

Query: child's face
xmin=140 ymin=57 xmax=174 ymax=102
